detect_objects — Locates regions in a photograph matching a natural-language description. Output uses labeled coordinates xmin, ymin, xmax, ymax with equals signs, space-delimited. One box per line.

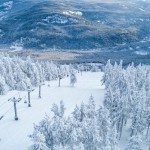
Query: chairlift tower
xmin=8 ymin=97 xmax=22 ymax=121
xmin=27 ymin=86 xmax=34 ymax=107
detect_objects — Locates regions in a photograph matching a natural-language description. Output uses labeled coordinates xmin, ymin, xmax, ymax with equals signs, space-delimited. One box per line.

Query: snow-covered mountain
xmin=0 ymin=0 xmax=150 ymax=63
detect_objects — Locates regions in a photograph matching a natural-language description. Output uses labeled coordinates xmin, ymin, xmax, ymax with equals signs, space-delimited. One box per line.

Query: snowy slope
xmin=0 ymin=72 xmax=105 ymax=150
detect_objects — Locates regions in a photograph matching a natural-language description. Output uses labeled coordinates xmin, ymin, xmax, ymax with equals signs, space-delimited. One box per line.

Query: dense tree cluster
xmin=30 ymin=96 xmax=119 ymax=150
xmin=30 ymin=60 xmax=150 ymax=149
xmin=0 ymin=53 xmax=70 ymax=94
xmin=103 ymin=60 xmax=150 ymax=149
xmin=0 ymin=53 xmax=101 ymax=95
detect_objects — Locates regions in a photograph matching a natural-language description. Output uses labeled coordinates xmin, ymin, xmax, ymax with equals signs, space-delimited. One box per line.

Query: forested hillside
xmin=30 ymin=60 xmax=150 ymax=150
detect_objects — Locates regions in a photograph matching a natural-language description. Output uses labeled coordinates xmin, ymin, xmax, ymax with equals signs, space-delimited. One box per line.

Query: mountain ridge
xmin=0 ymin=0 xmax=150 ymax=64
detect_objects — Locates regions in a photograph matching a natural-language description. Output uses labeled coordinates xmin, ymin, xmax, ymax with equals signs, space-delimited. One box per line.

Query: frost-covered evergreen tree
xmin=103 ymin=60 xmax=150 ymax=148
xmin=70 ymin=72 xmax=77 ymax=87
xmin=91 ymin=64 xmax=99 ymax=72
xmin=125 ymin=135 xmax=142 ymax=150
xmin=30 ymin=98 xmax=119 ymax=150
xmin=0 ymin=75 xmax=8 ymax=94
xmin=0 ymin=53 xmax=74 ymax=94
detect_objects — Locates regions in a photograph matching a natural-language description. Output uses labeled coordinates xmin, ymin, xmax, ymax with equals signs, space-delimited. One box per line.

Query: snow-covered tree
xmin=125 ymin=135 xmax=142 ymax=150
xmin=0 ymin=53 xmax=71 ymax=94
xmin=30 ymin=98 xmax=119 ymax=150
xmin=103 ymin=60 xmax=150 ymax=147
xmin=70 ymin=72 xmax=77 ymax=87
xmin=0 ymin=75 xmax=8 ymax=94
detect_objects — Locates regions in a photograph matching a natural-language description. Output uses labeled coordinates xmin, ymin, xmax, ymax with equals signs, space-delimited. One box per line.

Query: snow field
xmin=0 ymin=72 xmax=105 ymax=150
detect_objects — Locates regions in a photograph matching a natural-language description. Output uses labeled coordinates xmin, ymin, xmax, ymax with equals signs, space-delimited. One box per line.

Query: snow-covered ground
xmin=0 ymin=72 xmax=105 ymax=150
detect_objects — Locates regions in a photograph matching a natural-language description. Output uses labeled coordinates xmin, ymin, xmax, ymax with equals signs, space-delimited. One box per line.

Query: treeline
xmin=0 ymin=53 xmax=101 ymax=95
xmin=0 ymin=53 xmax=67 ymax=94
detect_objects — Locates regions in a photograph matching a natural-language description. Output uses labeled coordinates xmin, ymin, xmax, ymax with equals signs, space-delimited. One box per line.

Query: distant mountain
xmin=0 ymin=0 xmax=150 ymax=55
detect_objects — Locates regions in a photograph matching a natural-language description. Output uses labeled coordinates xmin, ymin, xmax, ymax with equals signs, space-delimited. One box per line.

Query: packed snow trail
xmin=0 ymin=72 xmax=105 ymax=150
